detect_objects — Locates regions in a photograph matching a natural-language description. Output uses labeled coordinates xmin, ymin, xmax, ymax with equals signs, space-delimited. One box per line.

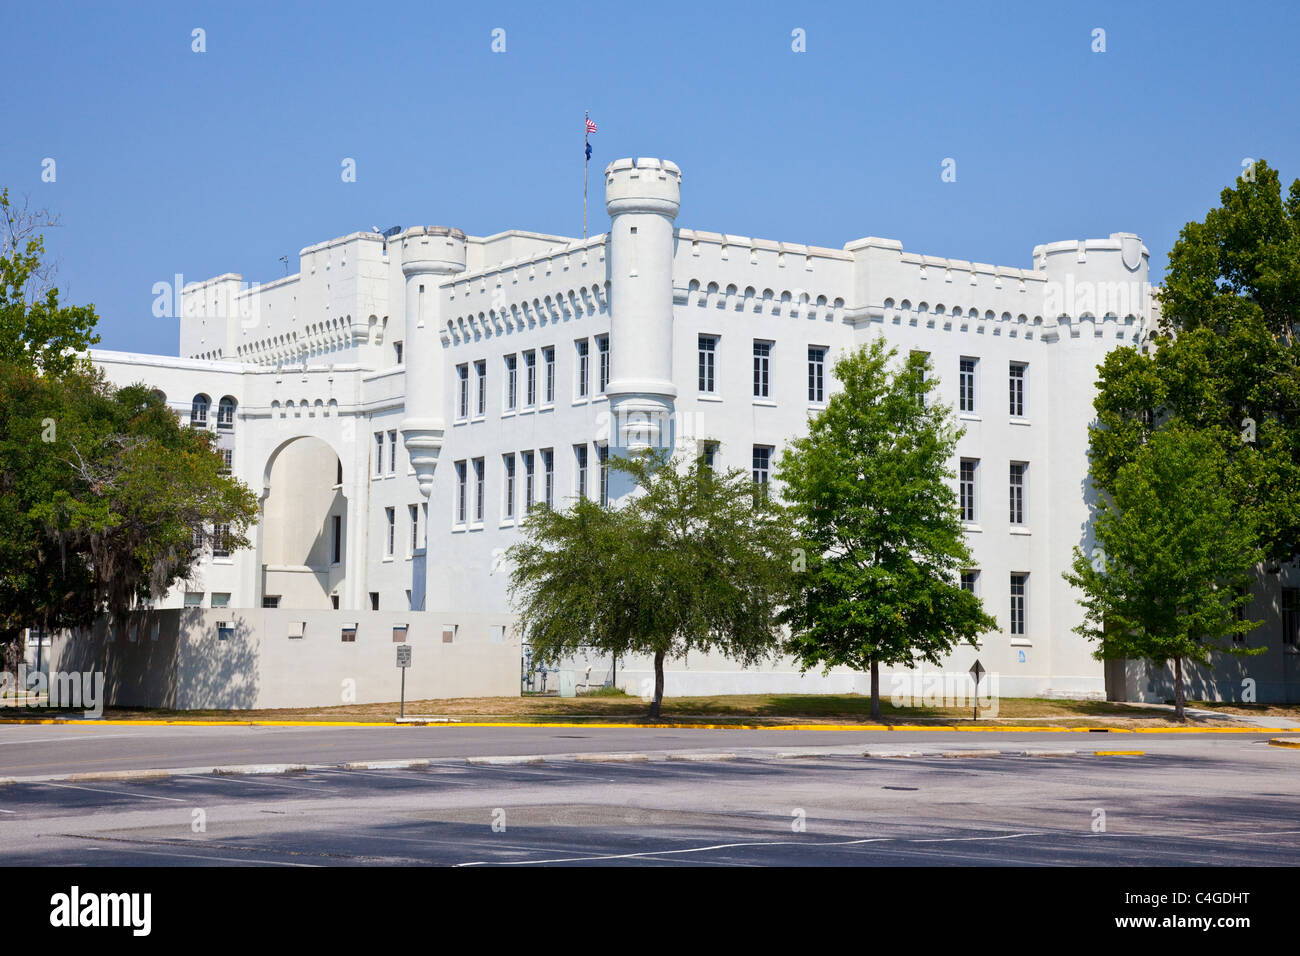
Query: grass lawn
xmin=0 ymin=691 xmax=1263 ymax=727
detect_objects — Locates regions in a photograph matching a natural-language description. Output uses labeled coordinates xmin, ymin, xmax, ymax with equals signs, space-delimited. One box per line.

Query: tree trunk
xmin=1173 ymin=656 xmax=1185 ymax=722
xmin=649 ymin=650 xmax=665 ymax=718
xmin=870 ymin=659 xmax=881 ymax=720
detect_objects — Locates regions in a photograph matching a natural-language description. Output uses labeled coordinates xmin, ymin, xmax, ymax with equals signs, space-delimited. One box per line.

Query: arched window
xmin=190 ymin=394 xmax=210 ymax=428
xmin=217 ymin=396 xmax=237 ymax=431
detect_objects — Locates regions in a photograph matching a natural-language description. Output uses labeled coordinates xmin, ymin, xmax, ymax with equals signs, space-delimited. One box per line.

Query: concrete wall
xmin=50 ymin=609 xmax=520 ymax=711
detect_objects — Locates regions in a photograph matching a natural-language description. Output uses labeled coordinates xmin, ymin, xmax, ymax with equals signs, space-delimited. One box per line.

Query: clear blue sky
xmin=2 ymin=0 xmax=1297 ymax=354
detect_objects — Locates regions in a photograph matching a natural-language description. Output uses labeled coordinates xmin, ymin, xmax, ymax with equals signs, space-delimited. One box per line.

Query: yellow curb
xmin=0 ymin=717 xmax=1296 ymax=733
xmin=1092 ymin=750 xmax=1146 ymax=756
xmin=1268 ymin=738 xmax=1300 ymax=748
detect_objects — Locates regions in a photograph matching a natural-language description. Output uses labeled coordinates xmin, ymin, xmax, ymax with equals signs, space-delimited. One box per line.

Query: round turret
xmin=605 ymin=158 xmax=681 ymax=218
xmin=399 ymin=225 xmax=467 ymax=277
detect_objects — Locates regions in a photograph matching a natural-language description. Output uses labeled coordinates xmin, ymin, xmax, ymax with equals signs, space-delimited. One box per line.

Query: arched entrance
xmin=260 ymin=436 xmax=346 ymax=609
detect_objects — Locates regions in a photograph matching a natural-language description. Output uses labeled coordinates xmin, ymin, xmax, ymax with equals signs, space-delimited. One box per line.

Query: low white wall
xmin=50 ymin=608 xmax=520 ymax=711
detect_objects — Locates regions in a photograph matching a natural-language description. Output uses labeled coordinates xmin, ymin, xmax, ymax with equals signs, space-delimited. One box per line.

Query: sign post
xmin=969 ymin=659 xmax=985 ymax=722
xmin=396 ymin=644 xmax=412 ymax=719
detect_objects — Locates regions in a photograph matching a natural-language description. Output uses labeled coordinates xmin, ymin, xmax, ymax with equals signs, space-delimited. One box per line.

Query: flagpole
xmin=583 ymin=110 xmax=590 ymax=239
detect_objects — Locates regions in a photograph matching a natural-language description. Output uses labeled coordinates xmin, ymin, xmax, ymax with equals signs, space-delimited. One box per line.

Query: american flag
xmin=586 ymin=118 xmax=598 ymax=135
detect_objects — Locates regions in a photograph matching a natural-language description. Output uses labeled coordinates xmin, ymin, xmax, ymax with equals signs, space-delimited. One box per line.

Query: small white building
xmin=93 ymin=155 xmax=1291 ymax=705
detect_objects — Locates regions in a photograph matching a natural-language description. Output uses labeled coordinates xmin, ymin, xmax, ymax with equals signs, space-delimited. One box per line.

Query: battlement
xmin=399 ymin=226 xmax=468 ymax=277
xmin=605 ymin=157 xmax=682 ymax=217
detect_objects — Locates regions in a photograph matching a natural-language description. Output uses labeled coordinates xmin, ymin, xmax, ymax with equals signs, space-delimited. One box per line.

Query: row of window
xmin=452 ymin=444 xmax=612 ymax=525
xmin=373 ymin=430 xmax=403 ymax=477
xmin=190 ymin=394 xmax=237 ymax=430
xmin=960 ymin=570 xmax=1030 ymax=636
xmin=379 ymin=504 xmax=428 ymax=559
xmin=953 ymin=357 xmax=1028 ymax=417
xmin=456 ymin=337 xmax=610 ymax=420
xmin=698 ymin=337 xmax=829 ymax=403
xmin=959 ymin=459 xmax=1030 ymax=526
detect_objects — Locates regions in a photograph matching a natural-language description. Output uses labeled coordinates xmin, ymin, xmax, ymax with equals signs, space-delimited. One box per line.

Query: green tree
xmin=1064 ymin=425 xmax=1263 ymax=720
xmin=507 ymin=449 xmax=794 ymax=717
xmin=1092 ymin=161 xmax=1300 ymax=563
xmin=0 ymin=189 xmax=258 ymax=670
xmin=775 ymin=339 xmax=998 ymax=719
xmin=0 ymin=189 xmax=99 ymax=375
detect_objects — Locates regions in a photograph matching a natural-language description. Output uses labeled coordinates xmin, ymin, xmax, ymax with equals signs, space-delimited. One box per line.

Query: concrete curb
xmin=573 ymin=753 xmax=649 ymax=763
xmin=863 ymin=750 xmax=933 ymax=758
xmin=466 ymin=755 xmax=545 ymax=766
xmin=941 ymin=750 xmax=1002 ymax=758
xmin=665 ymin=753 xmax=737 ymax=762
xmin=340 ymin=759 xmax=431 ymax=770
xmin=211 ymin=764 xmax=326 ymax=776
xmin=1019 ymin=750 xmax=1078 ymax=757
xmin=64 ymin=769 xmax=174 ymax=783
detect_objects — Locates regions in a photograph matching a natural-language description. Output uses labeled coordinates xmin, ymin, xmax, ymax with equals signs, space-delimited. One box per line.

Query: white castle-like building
xmin=89 ymin=156 xmax=1211 ymax=703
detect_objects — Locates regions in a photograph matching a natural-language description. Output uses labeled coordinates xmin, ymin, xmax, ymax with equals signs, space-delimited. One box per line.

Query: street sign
xmin=970 ymin=660 xmax=984 ymax=721
xmin=396 ymin=644 xmax=412 ymax=719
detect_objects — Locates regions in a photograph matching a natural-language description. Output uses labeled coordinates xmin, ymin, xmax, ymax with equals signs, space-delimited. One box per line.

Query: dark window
xmin=808 ymin=347 xmax=826 ymax=403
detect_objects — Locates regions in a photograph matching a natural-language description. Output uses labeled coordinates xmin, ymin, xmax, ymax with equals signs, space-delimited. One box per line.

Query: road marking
xmin=41 ymin=782 xmax=185 ymax=803
xmin=203 ymin=775 xmax=340 ymax=794
xmin=455 ymin=835 xmax=893 ymax=866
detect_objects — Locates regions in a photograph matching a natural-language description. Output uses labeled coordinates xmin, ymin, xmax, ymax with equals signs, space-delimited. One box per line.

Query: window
xmin=184 ymin=592 xmax=204 ymax=607
xmin=213 ymin=523 xmax=230 ymax=558
xmin=504 ymin=454 xmax=516 ymax=519
xmin=575 ymin=444 xmax=588 ymax=499
xmin=1284 ymin=588 xmax=1300 ymax=647
xmin=457 ymin=364 xmax=469 ymax=418
xmin=455 ymin=460 xmax=468 ymax=523
xmin=753 ymin=445 xmax=772 ymax=490
xmin=331 ymin=594 xmax=340 ymax=610
xmin=211 ymin=592 xmax=231 ymax=608
xmin=190 ymin=394 xmax=210 ymax=428
xmin=524 ymin=350 xmax=537 ymax=407
xmin=394 ymin=341 xmax=404 ymax=365
xmin=1009 ymin=362 xmax=1027 ymax=417
xmin=388 ymin=430 xmax=398 ymax=474
xmin=698 ymin=335 xmax=718 ymax=393
xmin=217 ymin=396 xmax=236 ymax=431
xmin=421 ymin=503 xmax=428 ymax=548
xmin=341 ymin=623 xmax=357 ymax=642
xmin=1009 ymin=462 xmax=1026 ymax=525
xmin=331 ymin=515 xmax=342 ymax=564
xmin=1010 ymin=573 xmax=1027 ymax=636
xmin=753 ymin=340 xmax=772 ymax=398
xmin=264 ymin=596 xmax=282 ymax=610
xmin=960 ymin=459 xmax=978 ymax=522
xmin=911 ymin=350 xmax=930 ymax=407
xmin=475 ymin=360 xmax=486 ymax=416
xmin=808 ymin=347 xmax=826 ymax=403
xmin=596 ymin=335 xmax=610 ymax=394
xmin=385 ymin=507 xmax=395 ymax=557
xmin=702 ymin=441 xmax=719 ymax=471
xmin=505 ymin=355 xmax=518 ymax=411
xmin=961 ymin=570 xmax=979 ymax=594
xmin=576 ymin=339 xmax=590 ymax=398
xmin=473 ymin=458 xmax=485 ymax=521
xmin=543 ymin=346 xmax=556 ymax=404
xmin=542 ymin=448 xmax=554 ymax=508
xmin=218 ymin=447 xmax=233 ymax=475
xmin=1233 ymin=583 xmax=1249 ymax=643
xmin=959 ymin=357 xmax=977 ymax=413
xmin=374 ymin=432 xmax=384 ymax=476
xmin=409 ymin=504 xmax=420 ymax=554
xmin=371 ymin=593 xmax=380 ymax=611
xmin=598 ymin=445 xmax=609 ymax=505
xmin=523 ymin=451 xmax=536 ymax=513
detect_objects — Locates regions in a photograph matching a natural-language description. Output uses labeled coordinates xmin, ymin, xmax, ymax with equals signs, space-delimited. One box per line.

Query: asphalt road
xmin=0 ymin=722 xmax=1291 ymax=779
xmin=0 ymin=724 xmax=1297 ymax=866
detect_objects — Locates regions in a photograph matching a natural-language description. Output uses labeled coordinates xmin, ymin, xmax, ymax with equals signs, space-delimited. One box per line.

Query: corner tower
xmin=603 ymin=157 xmax=681 ymax=481
xmin=399 ymin=226 xmax=467 ymax=497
